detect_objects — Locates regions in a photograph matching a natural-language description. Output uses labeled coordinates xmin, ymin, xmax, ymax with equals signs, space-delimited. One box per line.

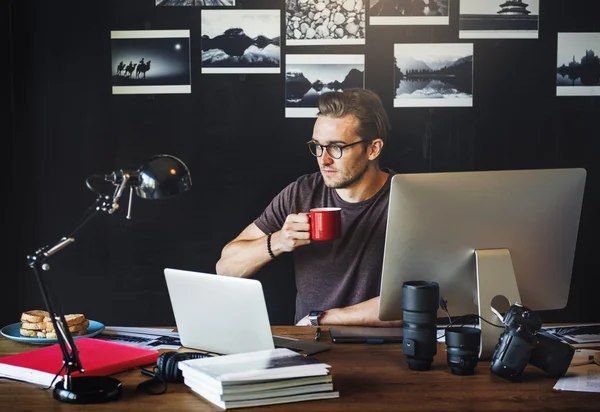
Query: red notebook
xmin=0 ymin=338 xmax=159 ymax=387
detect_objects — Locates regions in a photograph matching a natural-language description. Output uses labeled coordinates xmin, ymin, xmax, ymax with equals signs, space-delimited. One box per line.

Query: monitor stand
xmin=475 ymin=249 xmax=521 ymax=360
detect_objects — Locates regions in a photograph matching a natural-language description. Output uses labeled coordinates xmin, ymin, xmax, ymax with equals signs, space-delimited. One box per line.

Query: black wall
xmin=6 ymin=0 xmax=600 ymax=328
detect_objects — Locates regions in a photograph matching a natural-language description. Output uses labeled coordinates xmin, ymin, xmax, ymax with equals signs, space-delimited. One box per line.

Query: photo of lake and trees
xmin=393 ymin=43 xmax=473 ymax=107
xmin=286 ymin=54 xmax=365 ymax=118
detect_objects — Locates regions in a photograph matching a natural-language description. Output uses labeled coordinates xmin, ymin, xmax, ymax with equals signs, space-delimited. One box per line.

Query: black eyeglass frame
xmin=306 ymin=139 xmax=370 ymax=159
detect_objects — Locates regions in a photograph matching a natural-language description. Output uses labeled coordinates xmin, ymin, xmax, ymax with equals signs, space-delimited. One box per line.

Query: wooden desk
xmin=0 ymin=326 xmax=597 ymax=411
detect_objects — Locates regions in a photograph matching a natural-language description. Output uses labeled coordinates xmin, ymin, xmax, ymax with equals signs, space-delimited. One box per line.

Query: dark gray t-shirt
xmin=254 ymin=169 xmax=395 ymax=324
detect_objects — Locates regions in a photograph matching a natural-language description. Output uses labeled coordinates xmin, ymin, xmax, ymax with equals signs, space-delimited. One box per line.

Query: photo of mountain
xmin=459 ymin=0 xmax=539 ymax=39
xmin=394 ymin=43 xmax=473 ymax=107
xmin=370 ymin=0 xmax=449 ymax=26
xmin=156 ymin=0 xmax=234 ymax=6
xmin=285 ymin=0 xmax=366 ymax=46
xmin=110 ymin=30 xmax=191 ymax=95
xmin=556 ymin=33 xmax=600 ymax=97
xmin=286 ymin=54 xmax=365 ymax=118
xmin=202 ymin=10 xmax=281 ymax=74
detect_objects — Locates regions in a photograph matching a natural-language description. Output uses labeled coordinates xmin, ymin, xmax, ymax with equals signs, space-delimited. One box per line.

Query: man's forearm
xmin=216 ymin=236 xmax=273 ymax=278
xmin=320 ymin=296 xmax=404 ymax=327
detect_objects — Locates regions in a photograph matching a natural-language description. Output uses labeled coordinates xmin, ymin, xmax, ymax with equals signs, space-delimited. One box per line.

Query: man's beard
xmin=322 ymin=161 xmax=370 ymax=189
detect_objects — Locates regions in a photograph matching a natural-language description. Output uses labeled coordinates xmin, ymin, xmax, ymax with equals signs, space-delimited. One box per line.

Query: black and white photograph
xmin=156 ymin=0 xmax=234 ymax=6
xmin=394 ymin=43 xmax=473 ymax=107
xmin=201 ymin=10 xmax=281 ymax=74
xmin=370 ymin=0 xmax=449 ymax=26
xmin=111 ymin=30 xmax=191 ymax=95
xmin=286 ymin=0 xmax=366 ymax=46
xmin=557 ymin=33 xmax=600 ymax=97
xmin=286 ymin=54 xmax=365 ymax=118
xmin=459 ymin=0 xmax=539 ymax=39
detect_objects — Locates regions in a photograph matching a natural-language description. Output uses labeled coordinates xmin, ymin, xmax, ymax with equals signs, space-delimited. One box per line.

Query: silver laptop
xmin=164 ymin=268 xmax=330 ymax=355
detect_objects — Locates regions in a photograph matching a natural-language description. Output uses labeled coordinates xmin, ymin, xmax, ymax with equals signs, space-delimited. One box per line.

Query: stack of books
xmin=178 ymin=348 xmax=339 ymax=409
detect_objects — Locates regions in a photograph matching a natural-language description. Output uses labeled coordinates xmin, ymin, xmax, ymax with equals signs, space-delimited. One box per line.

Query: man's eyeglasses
xmin=307 ymin=140 xmax=368 ymax=159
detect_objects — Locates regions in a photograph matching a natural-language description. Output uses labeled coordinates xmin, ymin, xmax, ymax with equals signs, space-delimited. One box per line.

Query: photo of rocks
xmin=394 ymin=43 xmax=473 ymax=107
xmin=556 ymin=32 xmax=600 ymax=96
xmin=286 ymin=54 xmax=365 ymax=118
xmin=459 ymin=0 xmax=539 ymax=39
xmin=111 ymin=30 xmax=191 ymax=95
xmin=286 ymin=0 xmax=366 ymax=46
xmin=370 ymin=0 xmax=449 ymax=26
xmin=201 ymin=10 xmax=281 ymax=74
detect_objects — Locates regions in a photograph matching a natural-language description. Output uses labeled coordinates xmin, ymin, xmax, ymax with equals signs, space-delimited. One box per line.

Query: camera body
xmin=490 ymin=303 xmax=574 ymax=381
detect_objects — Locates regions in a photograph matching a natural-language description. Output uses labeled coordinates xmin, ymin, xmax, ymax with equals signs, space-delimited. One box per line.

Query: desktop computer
xmin=377 ymin=168 xmax=586 ymax=359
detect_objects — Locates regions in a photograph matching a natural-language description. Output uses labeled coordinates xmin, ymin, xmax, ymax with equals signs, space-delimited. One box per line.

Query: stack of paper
xmin=178 ymin=348 xmax=339 ymax=409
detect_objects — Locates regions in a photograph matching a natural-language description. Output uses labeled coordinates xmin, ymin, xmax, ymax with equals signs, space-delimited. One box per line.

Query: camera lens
xmin=402 ymin=281 xmax=439 ymax=371
xmin=445 ymin=327 xmax=481 ymax=375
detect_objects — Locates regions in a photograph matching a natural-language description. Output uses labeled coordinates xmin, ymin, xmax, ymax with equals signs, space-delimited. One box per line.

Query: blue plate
xmin=0 ymin=320 xmax=105 ymax=345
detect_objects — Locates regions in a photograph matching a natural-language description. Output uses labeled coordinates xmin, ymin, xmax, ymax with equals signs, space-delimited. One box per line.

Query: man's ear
xmin=367 ymin=138 xmax=384 ymax=161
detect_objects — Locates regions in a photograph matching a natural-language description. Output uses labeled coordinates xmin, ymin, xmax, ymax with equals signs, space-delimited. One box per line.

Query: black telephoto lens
xmin=445 ymin=327 xmax=481 ymax=375
xmin=402 ymin=281 xmax=439 ymax=371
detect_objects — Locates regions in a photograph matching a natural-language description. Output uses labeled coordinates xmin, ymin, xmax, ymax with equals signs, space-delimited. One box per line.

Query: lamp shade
xmin=135 ymin=154 xmax=192 ymax=200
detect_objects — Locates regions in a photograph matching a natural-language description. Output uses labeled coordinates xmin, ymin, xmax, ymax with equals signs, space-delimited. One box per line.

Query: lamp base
xmin=53 ymin=376 xmax=122 ymax=404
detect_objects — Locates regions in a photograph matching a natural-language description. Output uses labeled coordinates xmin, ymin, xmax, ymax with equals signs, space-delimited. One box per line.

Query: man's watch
xmin=309 ymin=310 xmax=323 ymax=326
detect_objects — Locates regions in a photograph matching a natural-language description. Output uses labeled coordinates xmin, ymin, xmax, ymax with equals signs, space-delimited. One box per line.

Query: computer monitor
xmin=377 ymin=168 xmax=586 ymax=359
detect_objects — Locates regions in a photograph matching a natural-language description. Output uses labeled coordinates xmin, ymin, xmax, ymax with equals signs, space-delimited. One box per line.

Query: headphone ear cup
xmin=167 ymin=353 xmax=184 ymax=382
xmin=156 ymin=352 xmax=171 ymax=380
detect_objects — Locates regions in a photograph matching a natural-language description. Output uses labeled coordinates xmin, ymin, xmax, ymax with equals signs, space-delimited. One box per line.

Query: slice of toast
xmin=44 ymin=319 xmax=90 ymax=333
xmin=21 ymin=310 xmax=50 ymax=323
xmin=43 ymin=314 xmax=86 ymax=327
xmin=21 ymin=321 xmax=48 ymax=331
xmin=20 ymin=328 xmax=39 ymax=337
xmin=38 ymin=329 xmax=88 ymax=339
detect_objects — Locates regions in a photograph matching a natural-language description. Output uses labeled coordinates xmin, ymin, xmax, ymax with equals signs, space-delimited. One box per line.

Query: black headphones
xmin=137 ymin=352 xmax=212 ymax=395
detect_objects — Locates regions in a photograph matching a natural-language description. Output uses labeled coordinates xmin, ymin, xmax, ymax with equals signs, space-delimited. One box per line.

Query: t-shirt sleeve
xmin=254 ymin=181 xmax=298 ymax=236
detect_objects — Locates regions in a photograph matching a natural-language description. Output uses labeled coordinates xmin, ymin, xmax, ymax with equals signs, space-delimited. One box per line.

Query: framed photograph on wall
xmin=370 ymin=0 xmax=449 ymax=26
xmin=156 ymin=0 xmax=235 ymax=6
xmin=285 ymin=54 xmax=365 ymax=118
xmin=393 ymin=43 xmax=473 ymax=107
xmin=201 ymin=10 xmax=281 ymax=74
xmin=286 ymin=0 xmax=366 ymax=45
xmin=110 ymin=30 xmax=191 ymax=95
xmin=556 ymin=32 xmax=600 ymax=97
xmin=459 ymin=0 xmax=539 ymax=39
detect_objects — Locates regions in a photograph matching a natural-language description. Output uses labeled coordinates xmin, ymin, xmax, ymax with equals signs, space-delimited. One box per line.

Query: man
xmin=216 ymin=89 xmax=402 ymax=327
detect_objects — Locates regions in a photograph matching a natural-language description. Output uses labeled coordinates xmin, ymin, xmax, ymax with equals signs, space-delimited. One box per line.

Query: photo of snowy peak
xmin=394 ymin=43 xmax=473 ymax=107
xmin=459 ymin=0 xmax=539 ymax=39
xmin=286 ymin=0 xmax=366 ymax=46
xmin=556 ymin=33 xmax=600 ymax=96
xmin=156 ymin=0 xmax=234 ymax=6
xmin=201 ymin=10 xmax=281 ymax=74
xmin=370 ymin=0 xmax=449 ymax=26
xmin=286 ymin=54 xmax=365 ymax=118
xmin=111 ymin=30 xmax=191 ymax=95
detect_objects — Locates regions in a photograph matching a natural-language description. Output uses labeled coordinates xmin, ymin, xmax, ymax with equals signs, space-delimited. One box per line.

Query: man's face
xmin=311 ymin=115 xmax=370 ymax=189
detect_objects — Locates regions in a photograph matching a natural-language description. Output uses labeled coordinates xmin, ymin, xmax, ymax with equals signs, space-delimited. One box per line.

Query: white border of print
xmin=460 ymin=30 xmax=537 ymax=39
xmin=203 ymin=67 xmax=280 ymax=74
xmin=112 ymin=85 xmax=191 ymax=94
xmin=370 ymin=16 xmax=448 ymax=26
xmin=287 ymin=38 xmax=365 ymax=46
xmin=286 ymin=54 xmax=365 ymax=118
xmin=111 ymin=30 xmax=189 ymax=39
xmin=111 ymin=30 xmax=191 ymax=95
xmin=557 ymin=86 xmax=600 ymax=97
xmin=393 ymin=98 xmax=472 ymax=107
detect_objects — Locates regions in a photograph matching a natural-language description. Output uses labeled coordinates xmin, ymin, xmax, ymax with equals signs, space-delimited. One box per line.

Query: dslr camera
xmin=490 ymin=303 xmax=575 ymax=381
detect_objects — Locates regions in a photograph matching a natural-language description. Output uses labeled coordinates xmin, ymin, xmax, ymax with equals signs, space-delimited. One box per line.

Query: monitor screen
xmin=378 ymin=168 xmax=586 ymax=329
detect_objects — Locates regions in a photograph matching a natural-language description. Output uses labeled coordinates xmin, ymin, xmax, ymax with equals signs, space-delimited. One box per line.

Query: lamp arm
xmin=26 ymin=193 xmax=115 ymax=391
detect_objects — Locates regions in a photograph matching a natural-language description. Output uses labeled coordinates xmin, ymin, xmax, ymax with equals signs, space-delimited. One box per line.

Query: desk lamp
xmin=26 ymin=154 xmax=192 ymax=404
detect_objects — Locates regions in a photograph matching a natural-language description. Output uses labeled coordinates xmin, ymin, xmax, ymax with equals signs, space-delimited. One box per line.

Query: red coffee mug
xmin=310 ymin=207 xmax=342 ymax=241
